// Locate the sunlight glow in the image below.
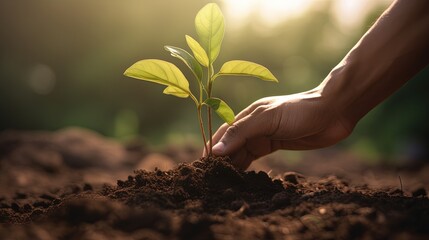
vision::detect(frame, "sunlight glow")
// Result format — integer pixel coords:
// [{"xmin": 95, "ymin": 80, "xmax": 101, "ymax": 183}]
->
[
  {"xmin": 222, "ymin": 0, "xmax": 393, "ymax": 29},
  {"xmin": 222, "ymin": 0, "xmax": 313, "ymax": 28}
]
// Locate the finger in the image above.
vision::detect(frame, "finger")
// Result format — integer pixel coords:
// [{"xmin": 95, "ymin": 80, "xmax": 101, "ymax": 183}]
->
[
  {"xmin": 240, "ymin": 157, "xmax": 253, "ymax": 170},
  {"xmin": 202, "ymin": 123, "xmax": 229, "ymax": 157},
  {"xmin": 212, "ymin": 112, "xmax": 271, "ymax": 156},
  {"xmin": 207, "ymin": 100, "xmax": 271, "ymax": 157},
  {"xmin": 234, "ymin": 150, "xmax": 256, "ymax": 170},
  {"xmin": 229, "ymin": 149, "xmax": 247, "ymax": 169},
  {"xmin": 202, "ymin": 146, "xmax": 208, "ymax": 157},
  {"xmin": 234, "ymin": 103, "xmax": 258, "ymax": 121},
  {"xmin": 207, "ymin": 104, "xmax": 257, "ymax": 157},
  {"xmin": 234, "ymin": 97, "xmax": 275, "ymax": 121},
  {"xmin": 211, "ymin": 123, "xmax": 229, "ymax": 146}
]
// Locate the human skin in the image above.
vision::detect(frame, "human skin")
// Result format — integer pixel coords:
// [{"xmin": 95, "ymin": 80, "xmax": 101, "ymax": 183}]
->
[{"xmin": 208, "ymin": 0, "xmax": 429, "ymax": 170}]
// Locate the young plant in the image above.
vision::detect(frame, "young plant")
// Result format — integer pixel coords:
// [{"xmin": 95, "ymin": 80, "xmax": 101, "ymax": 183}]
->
[{"xmin": 124, "ymin": 3, "xmax": 278, "ymax": 156}]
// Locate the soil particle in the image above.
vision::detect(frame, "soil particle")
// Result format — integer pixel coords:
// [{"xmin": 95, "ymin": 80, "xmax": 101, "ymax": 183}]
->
[{"xmin": 282, "ymin": 171, "xmax": 305, "ymax": 184}]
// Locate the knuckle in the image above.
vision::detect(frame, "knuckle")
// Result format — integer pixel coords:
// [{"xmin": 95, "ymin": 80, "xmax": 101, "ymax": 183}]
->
[
  {"xmin": 252, "ymin": 105, "xmax": 270, "ymax": 115},
  {"xmin": 254, "ymin": 97, "xmax": 272, "ymax": 105},
  {"xmin": 225, "ymin": 125, "xmax": 240, "ymax": 138},
  {"xmin": 253, "ymin": 105, "xmax": 278, "ymax": 120}
]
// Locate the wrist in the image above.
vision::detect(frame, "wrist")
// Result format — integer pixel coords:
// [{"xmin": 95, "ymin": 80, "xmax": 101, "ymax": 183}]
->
[{"xmin": 314, "ymin": 57, "xmax": 363, "ymax": 128}]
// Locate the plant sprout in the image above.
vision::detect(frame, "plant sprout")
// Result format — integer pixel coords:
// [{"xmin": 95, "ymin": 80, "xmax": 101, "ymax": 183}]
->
[{"xmin": 124, "ymin": 3, "xmax": 278, "ymax": 156}]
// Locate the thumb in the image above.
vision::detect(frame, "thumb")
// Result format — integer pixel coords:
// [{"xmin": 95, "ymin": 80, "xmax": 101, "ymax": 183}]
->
[{"xmin": 212, "ymin": 114, "xmax": 268, "ymax": 156}]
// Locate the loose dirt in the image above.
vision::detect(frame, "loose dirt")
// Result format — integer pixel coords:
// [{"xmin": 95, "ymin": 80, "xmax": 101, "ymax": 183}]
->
[{"xmin": 1, "ymin": 128, "xmax": 428, "ymax": 239}]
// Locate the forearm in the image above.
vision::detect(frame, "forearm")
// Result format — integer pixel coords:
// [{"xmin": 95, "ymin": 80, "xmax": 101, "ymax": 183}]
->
[{"xmin": 318, "ymin": 0, "xmax": 429, "ymax": 125}]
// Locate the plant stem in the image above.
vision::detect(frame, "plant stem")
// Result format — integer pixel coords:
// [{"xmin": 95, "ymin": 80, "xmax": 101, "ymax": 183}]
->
[
  {"xmin": 207, "ymin": 65, "xmax": 213, "ymax": 156},
  {"xmin": 197, "ymin": 105, "xmax": 209, "ymax": 155},
  {"xmin": 188, "ymin": 93, "xmax": 208, "ymax": 154},
  {"xmin": 207, "ymin": 106, "xmax": 213, "ymax": 156}
]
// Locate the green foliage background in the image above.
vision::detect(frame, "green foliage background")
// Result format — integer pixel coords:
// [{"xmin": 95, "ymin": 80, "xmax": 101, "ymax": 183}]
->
[{"xmin": 0, "ymin": 0, "xmax": 427, "ymax": 162}]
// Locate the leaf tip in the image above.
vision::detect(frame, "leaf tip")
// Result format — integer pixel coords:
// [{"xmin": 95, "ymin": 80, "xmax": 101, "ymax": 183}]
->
[
  {"xmin": 272, "ymin": 76, "xmax": 279, "ymax": 83},
  {"xmin": 123, "ymin": 66, "xmax": 132, "ymax": 77}
]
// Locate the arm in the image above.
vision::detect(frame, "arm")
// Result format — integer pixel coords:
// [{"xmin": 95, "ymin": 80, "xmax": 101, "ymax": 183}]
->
[
  {"xmin": 210, "ymin": 0, "xmax": 429, "ymax": 169},
  {"xmin": 320, "ymin": 0, "xmax": 429, "ymax": 127}
]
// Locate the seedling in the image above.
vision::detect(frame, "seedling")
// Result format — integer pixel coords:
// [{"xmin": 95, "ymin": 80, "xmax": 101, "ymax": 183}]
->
[{"xmin": 124, "ymin": 3, "xmax": 278, "ymax": 156}]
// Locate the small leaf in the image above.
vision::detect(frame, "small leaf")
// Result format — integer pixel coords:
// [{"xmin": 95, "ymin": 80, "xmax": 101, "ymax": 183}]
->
[
  {"xmin": 124, "ymin": 59, "xmax": 191, "ymax": 98},
  {"xmin": 204, "ymin": 98, "xmax": 235, "ymax": 125},
  {"xmin": 164, "ymin": 45, "xmax": 203, "ymax": 81},
  {"xmin": 163, "ymin": 86, "xmax": 189, "ymax": 98},
  {"xmin": 217, "ymin": 60, "xmax": 278, "ymax": 82},
  {"xmin": 185, "ymin": 35, "xmax": 209, "ymax": 67},
  {"xmin": 195, "ymin": 3, "xmax": 225, "ymax": 63}
]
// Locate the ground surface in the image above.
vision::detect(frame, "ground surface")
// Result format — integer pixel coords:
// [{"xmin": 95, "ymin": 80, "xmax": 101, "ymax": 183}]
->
[{"xmin": 1, "ymin": 128, "xmax": 428, "ymax": 240}]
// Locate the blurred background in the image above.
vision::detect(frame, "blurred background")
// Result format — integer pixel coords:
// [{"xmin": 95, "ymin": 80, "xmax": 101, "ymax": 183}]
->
[{"xmin": 1, "ymin": 0, "xmax": 428, "ymax": 166}]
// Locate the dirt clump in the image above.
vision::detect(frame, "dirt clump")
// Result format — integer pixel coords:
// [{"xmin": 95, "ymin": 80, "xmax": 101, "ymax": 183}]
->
[{"xmin": 106, "ymin": 156, "xmax": 284, "ymax": 213}]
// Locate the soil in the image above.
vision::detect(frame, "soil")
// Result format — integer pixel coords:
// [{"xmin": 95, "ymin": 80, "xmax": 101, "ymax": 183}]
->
[{"xmin": 1, "ymin": 128, "xmax": 428, "ymax": 240}]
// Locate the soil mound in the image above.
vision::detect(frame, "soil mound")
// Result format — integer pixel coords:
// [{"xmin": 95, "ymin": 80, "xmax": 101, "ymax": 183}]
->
[
  {"xmin": 106, "ymin": 157, "xmax": 284, "ymax": 213},
  {"xmin": 1, "ymin": 129, "xmax": 429, "ymax": 240}
]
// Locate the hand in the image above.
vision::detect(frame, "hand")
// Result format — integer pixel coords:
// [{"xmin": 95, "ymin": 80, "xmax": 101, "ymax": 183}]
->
[
  {"xmin": 205, "ymin": 0, "xmax": 429, "ymax": 170},
  {"xmin": 208, "ymin": 88, "xmax": 354, "ymax": 170}
]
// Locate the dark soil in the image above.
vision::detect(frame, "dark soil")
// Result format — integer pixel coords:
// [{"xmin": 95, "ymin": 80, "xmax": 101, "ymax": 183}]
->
[{"xmin": 1, "ymin": 128, "xmax": 428, "ymax": 240}]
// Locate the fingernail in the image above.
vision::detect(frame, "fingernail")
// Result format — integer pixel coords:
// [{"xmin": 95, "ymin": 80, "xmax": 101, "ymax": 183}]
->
[{"xmin": 212, "ymin": 142, "xmax": 225, "ymax": 155}]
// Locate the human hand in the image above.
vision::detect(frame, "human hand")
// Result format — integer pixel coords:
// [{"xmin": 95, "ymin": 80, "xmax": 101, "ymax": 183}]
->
[
  {"xmin": 207, "ymin": 88, "xmax": 354, "ymax": 170},
  {"xmin": 203, "ymin": 0, "xmax": 429, "ymax": 170}
]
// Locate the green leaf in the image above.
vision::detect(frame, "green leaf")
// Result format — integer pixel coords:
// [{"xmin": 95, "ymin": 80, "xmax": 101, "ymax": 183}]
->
[
  {"xmin": 204, "ymin": 97, "xmax": 235, "ymax": 125},
  {"xmin": 124, "ymin": 59, "xmax": 191, "ymax": 98},
  {"xmin": 164, "ymin": 45, "xmax": 203, "ymax": 81},
  {"xmin": 195, "ymin": 3, "xmax": 225, "ymax": 63},
  {"xmin": 163, "ymin": 86, "xmax": 189, "ymax": 98},
  {"xmin": 185, "ymin": 35, "xmax": 209, "ymax": 67},
  {"xmin": 217, "ymin": 60, "xmax": 278, "ymax": 82}
]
